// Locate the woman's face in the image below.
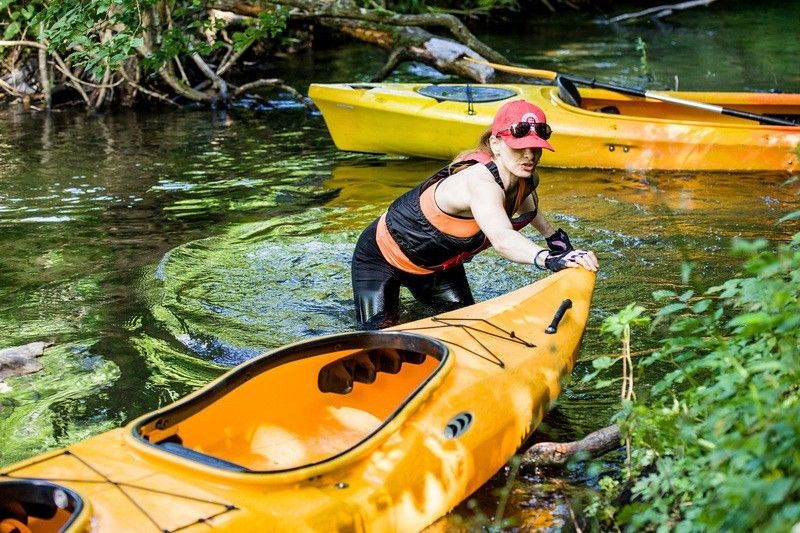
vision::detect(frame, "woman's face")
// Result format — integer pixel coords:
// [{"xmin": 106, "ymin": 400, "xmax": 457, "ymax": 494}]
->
[{"xmin": 492, "ymin": 137, "xmax": 542, "ymax": 178}]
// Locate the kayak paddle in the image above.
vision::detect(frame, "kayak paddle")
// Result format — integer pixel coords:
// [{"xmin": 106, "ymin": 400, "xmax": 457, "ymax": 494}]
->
[{"xmin": 465, "ymin": 57, "xmax": 800, "ymax": 127}]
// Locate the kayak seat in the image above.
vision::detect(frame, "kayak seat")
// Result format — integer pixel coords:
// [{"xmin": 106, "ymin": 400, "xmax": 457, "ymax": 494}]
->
[
  {"xmin": 556, "ymin": 75, "xmax": 582, "ymax": 108},
  {"xmin": 317, "ymin": 348, "xmax": 426, "ymax": 394}
]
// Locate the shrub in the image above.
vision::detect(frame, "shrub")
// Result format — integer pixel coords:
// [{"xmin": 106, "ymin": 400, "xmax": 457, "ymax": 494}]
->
[{"xmin": 595, "ymin": 217, "xmax": 800, "ymax": 530}]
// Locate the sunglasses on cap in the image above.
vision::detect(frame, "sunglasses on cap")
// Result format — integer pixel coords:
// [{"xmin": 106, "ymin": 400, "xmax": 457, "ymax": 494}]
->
[{"xmin": 498, "ymin": 121, "xmax": 552, "ymax": 141}]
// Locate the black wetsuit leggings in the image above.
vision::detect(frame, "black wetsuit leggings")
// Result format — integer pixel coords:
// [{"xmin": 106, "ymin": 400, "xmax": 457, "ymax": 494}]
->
[{"xmin": 352, "ymin": 219, "xmax": 475, "ymax": 329}]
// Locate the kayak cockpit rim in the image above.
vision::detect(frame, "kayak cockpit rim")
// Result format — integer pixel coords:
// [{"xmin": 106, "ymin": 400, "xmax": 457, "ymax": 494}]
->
[
  {"xmin": 0, "ymin": 478, "xmax": 89, "ymax": 531},
  {"xmin": 131, "ymin": 331, "xmax": 449, "ymax": 475}
]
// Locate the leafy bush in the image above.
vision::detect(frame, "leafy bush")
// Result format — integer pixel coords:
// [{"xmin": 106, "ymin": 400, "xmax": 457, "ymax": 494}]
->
[
  {"xmin": 2, "ymin": 1, "xmax": 287, "ymax": 79},
  {"xmin": 593, "ymin": 214, "xmax": 800, "ymax": 530}
]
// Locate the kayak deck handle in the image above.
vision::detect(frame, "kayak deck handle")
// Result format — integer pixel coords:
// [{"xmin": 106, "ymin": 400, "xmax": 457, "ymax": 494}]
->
[{"xmin": 545, "ymin": 299, "xmax": 573, "ymax": 334}]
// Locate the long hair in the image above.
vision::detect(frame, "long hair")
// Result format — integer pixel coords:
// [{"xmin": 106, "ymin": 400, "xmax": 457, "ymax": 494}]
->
[
  {"xmin": 449, "ymin": 128, "xmax": 493, "ymax": 174},
  {"xmin": 449, "ymin": 128, "xmax": 541, "ymax": 189}
]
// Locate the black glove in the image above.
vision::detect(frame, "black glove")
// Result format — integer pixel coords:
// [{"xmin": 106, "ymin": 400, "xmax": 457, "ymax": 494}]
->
[
  {"xmin": 545, "ymin": 250, "xmax": 588, "ymax": 272},
  {"xmin": 545, "ymin": 228, "xmax": 573, "ymax": 253}
]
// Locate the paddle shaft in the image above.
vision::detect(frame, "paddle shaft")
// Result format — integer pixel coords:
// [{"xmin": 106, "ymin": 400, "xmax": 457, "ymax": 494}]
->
[
  {"xmin": 465, "ymin": 58, "xmax": 799, "ymax": 127},
  {"xmin": 564, "ymin": 73, "xmax": 799, "ymax": 127}
]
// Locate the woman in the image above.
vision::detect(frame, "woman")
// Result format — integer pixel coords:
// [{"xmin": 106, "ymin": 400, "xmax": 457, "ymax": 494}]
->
[{"xmin": 352, "ymin": 99, "xmax": 599, "ymax": 329}]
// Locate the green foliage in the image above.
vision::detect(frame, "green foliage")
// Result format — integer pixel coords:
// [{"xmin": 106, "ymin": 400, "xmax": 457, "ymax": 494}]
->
[
  {"xmin": 32, "ymin": 1, "xmax": 149, "ymax": 78},
  {"xmin": 600, "ymin": 224, "xmax": 800, "ymax": 530},
  {"xmin": 2, "ymin": 1, "xmax": 287, "ymax": 79},
  {"xmin": 1, "ymin": 1, "xmax": 43, "ymax": 43},
  {"xmin": 580, "ymin": 303, "xmax": 650, "ymax": 387},
  {"xmin": 634, "ymin": 36, "xmax": 652, "ymax": 81},
  {"xmin": 358, "ymin": 0, "xmax": 517, "ymax": 15},
  {"xmin": 600, "ymin": 302, "xmax": 650, "ymax": 341},
  {"xmin": 230, "ymin": 8, "xmax": 287, "ymax": 52}
]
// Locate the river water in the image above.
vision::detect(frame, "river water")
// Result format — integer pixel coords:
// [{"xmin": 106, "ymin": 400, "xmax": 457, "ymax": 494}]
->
[{"xmin": 1, "ymin": 1, "xmax": 798, "ymax": 529}]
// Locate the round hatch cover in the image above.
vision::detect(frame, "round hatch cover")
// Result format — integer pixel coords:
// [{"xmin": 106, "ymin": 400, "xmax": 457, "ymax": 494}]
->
[{"xmin": 417, "ymin": 85, "xmax": 516, "ymax": 103}]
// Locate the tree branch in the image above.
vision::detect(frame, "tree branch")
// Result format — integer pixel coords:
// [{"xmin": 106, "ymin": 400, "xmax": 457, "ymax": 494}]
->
[
  {"xmin": 50, "ymin": 53, "xmax": 91, "ymax": 105},
  {"xmin": 232, "ymin": 77, "xmax": 309, "ymax": 107},
  {"xmin": 137, "ymin": 6, "xmax": 214, "ymax": 103},
  {"xmin": 522, "ymin": 424, "xmax": 621, "ymax": 467},
  {"xmin": 119, "ymin": 68, "xmax": 179, "ymax": 106},
  {"xmin": 211, "ymin": 0, "xmax": 509, "ymax": 64},
  {"xmin": 191, "ymin": 51, "xmax": 229, "ymax": 100},
  {"xmin": 0, "ymin": 39, "xmax": 48, "ymax": 50},
  {"xmin": 0, "ymin": 77, "xmax": 23, "ymax": 97},
  {"xmin": 37, "ymin": 48, "xmax": 51, "ymax": 109},
  {"xmin": 608, "ymin": 0, "xmax": 716, "ymax": 23}
]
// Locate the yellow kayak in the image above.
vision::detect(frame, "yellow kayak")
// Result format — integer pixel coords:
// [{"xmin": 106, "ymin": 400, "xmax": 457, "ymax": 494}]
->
[
  {"xmin": 1, "ymin": 269, "xmax": 595, "ymax": 533},
  {"xmin": 308, "ymin": 83, "xmax": 800, "ymax": 172}
]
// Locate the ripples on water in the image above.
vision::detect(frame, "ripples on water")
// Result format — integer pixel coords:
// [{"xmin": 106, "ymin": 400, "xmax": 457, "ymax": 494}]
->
[{"xmin": 1, "ymin": 1, "xmax": 799, "ymax": 528}]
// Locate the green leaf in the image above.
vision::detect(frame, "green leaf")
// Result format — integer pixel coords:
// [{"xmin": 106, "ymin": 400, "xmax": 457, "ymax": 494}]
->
[
  {"xmin": 681, "ymin": 261, "xmax": 693, "ymax": 284},
  {"xmin": 3, "ymin": 21, "xmax": 20, "ymax": 40},
  {"xmin": 652, "ymin": 289, "xmax": 676, "ymax": 301},
  {"xmin": 764, "ymin": 478, "xmax": 793, "ymax": 505},
  {"xmin": 594, "ymin": 377, "xmax": 622, "ymax": 389},
  {"xmin": 656, "ymin": 302, "xmax": 688, "ymax": 317},
  {"xmin": 691, "ymin": 299, "xmax": 712, "ymax": 313},
  {"xmin": 778, "ymin": 210, "xmax": 800, "ymax": 222},
  {"xmin": 592, "ymin": 356, "xmax": 615, "ymax": 370},
  {"xmin": 731, "ymin": 237, "xmax": 769, "ymax": 255},
  {"xmin": 727, "ymin": 312, "xmax": 773, "ymax": 333}
]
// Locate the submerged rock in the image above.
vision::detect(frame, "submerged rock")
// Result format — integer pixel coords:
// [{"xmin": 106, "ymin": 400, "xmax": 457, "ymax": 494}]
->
[{"xmin": 0, "ymin": 341, "xmax": 53, "ymax": 380}]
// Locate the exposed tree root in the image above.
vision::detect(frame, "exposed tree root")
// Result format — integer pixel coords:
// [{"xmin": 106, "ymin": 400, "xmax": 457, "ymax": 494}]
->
[{"xmin": 522, "ymin": 424, "xmax": 621, "ymax": 467}]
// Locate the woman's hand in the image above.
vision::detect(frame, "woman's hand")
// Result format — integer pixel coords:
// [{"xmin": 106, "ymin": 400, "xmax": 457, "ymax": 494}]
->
[{"xmin": 545, "ymin": 249, "xmax": 599, "ymax": 272}]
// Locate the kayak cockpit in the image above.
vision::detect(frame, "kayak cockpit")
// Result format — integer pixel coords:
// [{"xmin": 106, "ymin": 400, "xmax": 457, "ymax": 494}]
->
[
  {"xmin": 0, "ymin": 479, "xmax": 89, "ymax": 533},
  {"xmin": 133, "ymin": 331, "xmax": 448, "ymax": 474},
  {"xmin": 556, "ymin": 84, "xmax": 800, "ymax": 125}
]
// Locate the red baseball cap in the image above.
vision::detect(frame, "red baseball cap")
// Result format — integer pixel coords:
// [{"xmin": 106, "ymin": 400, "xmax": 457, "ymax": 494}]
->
[{"xmin": 491, "ymin": 99, "xmax": 554, "ymax": 152}]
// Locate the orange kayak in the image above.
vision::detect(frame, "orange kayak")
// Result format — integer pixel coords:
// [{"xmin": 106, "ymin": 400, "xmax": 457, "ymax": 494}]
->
[
  {"xmin": 1, "ymin": 268, "xmax": 595, "ymax": 532},
  {"xmin": 308, "ymin": 83, "xmax": 800, "ymax": 172}
]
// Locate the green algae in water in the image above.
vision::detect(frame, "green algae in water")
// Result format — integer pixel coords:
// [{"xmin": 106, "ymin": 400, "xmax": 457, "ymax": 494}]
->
[{"xmin": 0, "ymin": 342, "xmax": 121, "ymax": 465}]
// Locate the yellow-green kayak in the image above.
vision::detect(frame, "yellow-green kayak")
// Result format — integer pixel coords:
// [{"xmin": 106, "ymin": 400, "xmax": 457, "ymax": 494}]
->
[{"xmin": 308, "ymin": 82, "xmax": 800, "ymax": 172}]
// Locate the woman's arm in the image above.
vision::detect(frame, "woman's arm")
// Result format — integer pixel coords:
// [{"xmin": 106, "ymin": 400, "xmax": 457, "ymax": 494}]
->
[
  {"xmin": 471, "ymin": 177, "xmax": 598, "ymax": 272},
  {"xmin": 469, "ymin": 174, "xmax": 548, "ymax": 265},
  {"xmin": 530, "ymin": 210, "xmax": 557, "ymax": 239}
]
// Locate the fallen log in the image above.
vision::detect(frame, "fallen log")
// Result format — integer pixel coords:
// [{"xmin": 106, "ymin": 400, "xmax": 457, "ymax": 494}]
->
[
  {"xmin": 522, "ymin": 424, "xmax": 621, "ymax": 466},
  {"xmin": 607, "ymin": 0, "xmax": 716, "ymax": 24},
  {"xmin": 0, "ymin": 341, "xmax": 53, "ymax": 380},
  {"xmin": 215, "ymin": 0, "xmax": 504, "ymax": 83}
]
